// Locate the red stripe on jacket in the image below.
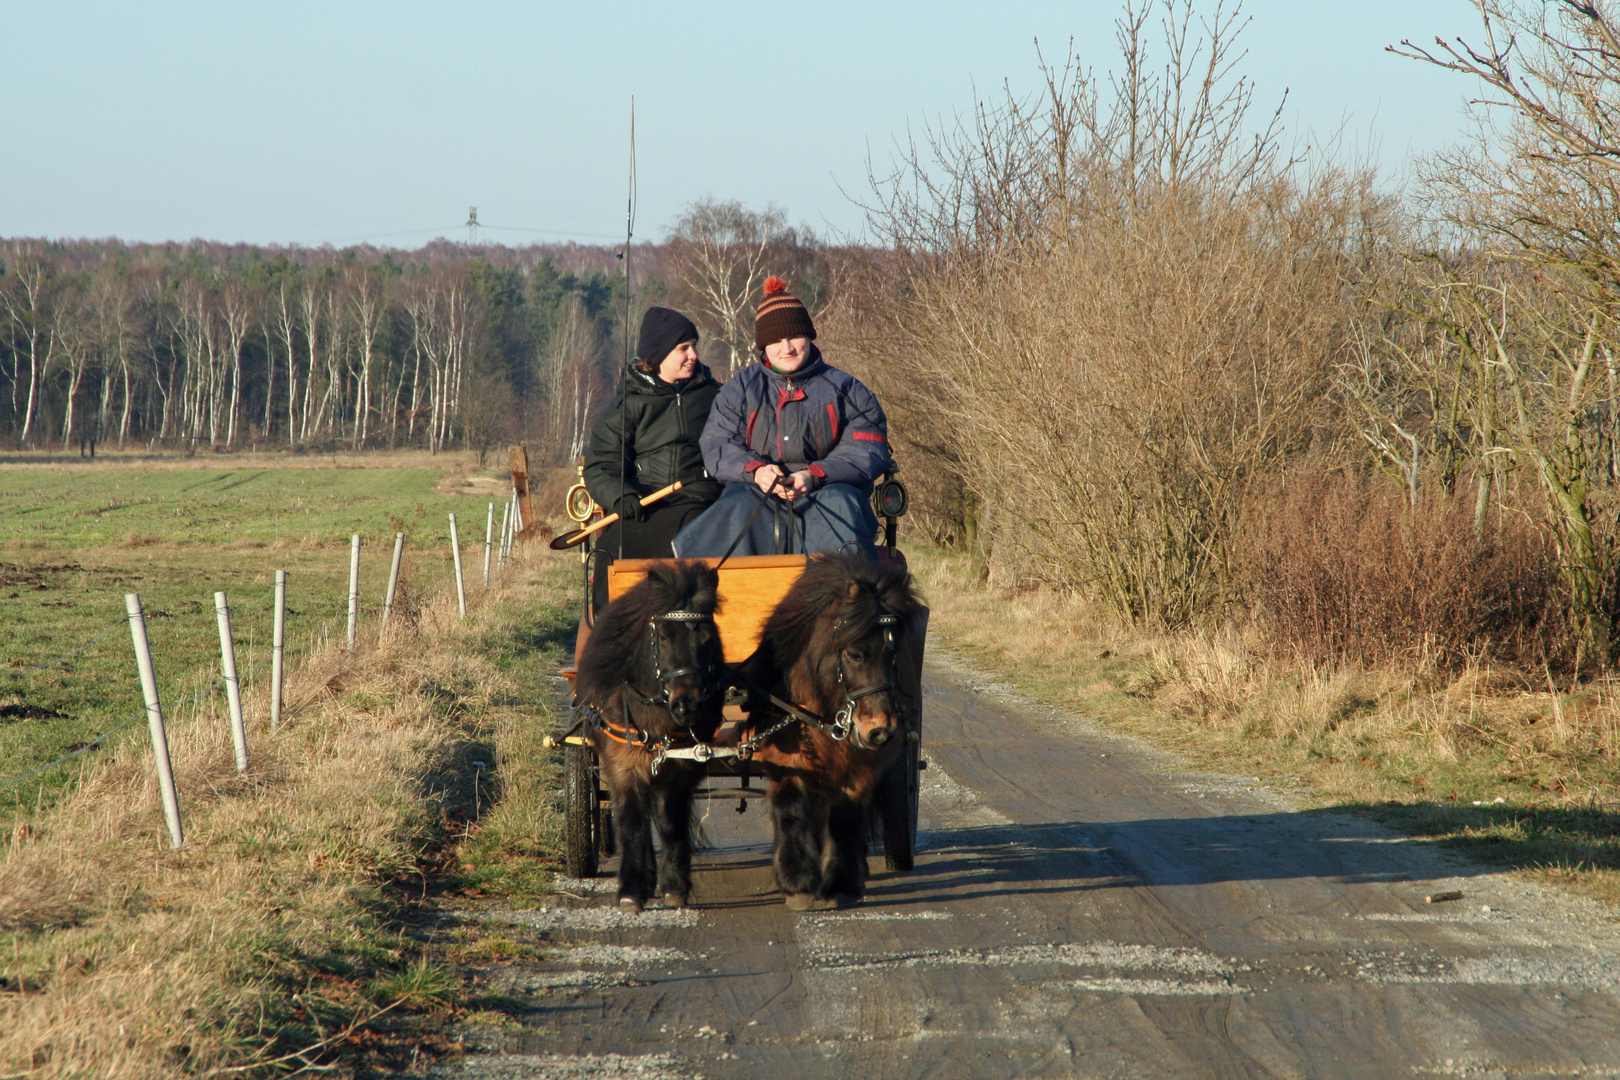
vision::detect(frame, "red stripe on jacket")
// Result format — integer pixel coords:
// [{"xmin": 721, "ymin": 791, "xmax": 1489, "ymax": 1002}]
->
[{"xmin": 852, "ymin": 431, "xmax": 886, "ymax": 444}]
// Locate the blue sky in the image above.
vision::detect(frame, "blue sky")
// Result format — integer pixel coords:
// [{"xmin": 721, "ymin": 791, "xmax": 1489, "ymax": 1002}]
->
[{"xmin": 2, "ymin": 1, "xmax": 1476, "ymax": 247}]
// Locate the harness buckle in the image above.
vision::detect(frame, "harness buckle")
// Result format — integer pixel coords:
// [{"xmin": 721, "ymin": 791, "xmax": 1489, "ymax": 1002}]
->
[{"xmin": 831, "ymin": 701, "xmax": 855, "ymax": 741}]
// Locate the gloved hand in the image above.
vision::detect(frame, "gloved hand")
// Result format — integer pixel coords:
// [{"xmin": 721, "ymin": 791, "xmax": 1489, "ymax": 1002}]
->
[{"xmin": 615, "ymin": 493, "xmax": 646, "ymax": 523}]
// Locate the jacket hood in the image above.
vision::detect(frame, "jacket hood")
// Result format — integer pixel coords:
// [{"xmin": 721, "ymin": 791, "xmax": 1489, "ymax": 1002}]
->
[
  {"xmin": 623, "ymin": 358, "xmax": 717, "ymax": 397},
  {"xmin": 757, "ymin": 344, "xmax": 827, "ymax": 386}
]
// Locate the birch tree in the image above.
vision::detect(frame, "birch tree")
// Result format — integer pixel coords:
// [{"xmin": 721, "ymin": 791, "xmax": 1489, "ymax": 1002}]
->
[{"xmin": 664, "ymin": 199, "xmax": 818, "ymax": 378}]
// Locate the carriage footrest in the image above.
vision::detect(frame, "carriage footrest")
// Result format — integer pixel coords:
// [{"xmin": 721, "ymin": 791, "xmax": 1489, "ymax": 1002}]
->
[{"xmin": 693, "ymin": 787, "xmax": 769, "ymax": 800}]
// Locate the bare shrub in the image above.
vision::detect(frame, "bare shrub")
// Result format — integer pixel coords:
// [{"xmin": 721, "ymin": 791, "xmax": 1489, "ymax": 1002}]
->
[
  {"xmin": 834, "ymin": 2, "xmax": 1391, "ymax": 622},
  {"xmin": 1233, "ymin": 468, "xmax": 1563, "ymax": 671}
]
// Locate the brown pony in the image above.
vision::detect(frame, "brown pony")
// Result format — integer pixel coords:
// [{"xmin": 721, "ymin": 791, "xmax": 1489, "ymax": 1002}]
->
[
  {"xmin": 577, "ymin": 560, "xmax": 725, "ymax": 911},
  {"xmin": 737, "ymin": 552, "xmax": 921, "ymax": 909}
]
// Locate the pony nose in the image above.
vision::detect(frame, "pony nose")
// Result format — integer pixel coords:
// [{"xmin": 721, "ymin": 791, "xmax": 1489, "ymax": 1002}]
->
[
  {"xmin": 864, "ymin": 726, "xmax": 892, "ymax": 748},
  {"xmin": 668, "ymin": 694, "xmax": 695, "ymax": 725}
]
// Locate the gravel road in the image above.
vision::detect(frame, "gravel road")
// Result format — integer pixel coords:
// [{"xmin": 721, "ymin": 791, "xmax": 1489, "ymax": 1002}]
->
[{"xmin": 405, "ymin": 657, "xmax": 1620, "ymax": 1079}]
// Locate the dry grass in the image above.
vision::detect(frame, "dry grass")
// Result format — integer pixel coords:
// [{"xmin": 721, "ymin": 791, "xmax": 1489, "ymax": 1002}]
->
[
  {"xmin": 0, "ymin": 535, "xmax": 570, "ymax": 1078},
  {"xmin": 909, "ymin": 546, "xmax": 1620, "ymax": 906}
]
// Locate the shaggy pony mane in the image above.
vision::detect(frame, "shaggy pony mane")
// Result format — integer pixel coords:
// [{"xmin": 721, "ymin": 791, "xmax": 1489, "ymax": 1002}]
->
[{"xmin": 758, "ymin": 552, "xmax": 919, "ymax": 672}]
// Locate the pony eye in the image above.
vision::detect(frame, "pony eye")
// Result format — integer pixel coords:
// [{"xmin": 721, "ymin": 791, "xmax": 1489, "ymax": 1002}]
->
[{"xmin": 844, "ymin": 647, "xmax": 865, "ymax": 664}]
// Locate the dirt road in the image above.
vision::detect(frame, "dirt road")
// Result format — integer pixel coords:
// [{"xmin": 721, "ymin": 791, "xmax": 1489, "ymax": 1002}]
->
[{"xmin": 412, "ymin": 658, "xmax": 1620, "ymax": 1079}]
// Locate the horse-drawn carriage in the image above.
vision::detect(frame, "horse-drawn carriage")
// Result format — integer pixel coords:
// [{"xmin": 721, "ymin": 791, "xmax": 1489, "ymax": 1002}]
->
[{"xmin": 551, "ymin": 471, "xmax": 927, "ymax": 906}]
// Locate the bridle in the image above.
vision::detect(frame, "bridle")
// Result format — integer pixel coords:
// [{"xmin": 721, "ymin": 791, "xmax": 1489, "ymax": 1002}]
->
[
  {"xmin": 583, "ymin": 607, "xmax": 725, "ymax": 775},
  {"xmin": 827, "ymin": 612, "xmax": 901, "ymax": 740},
  {"xmin": 623, "ymin": 609, "xmax": 722, "ymax": 711},
  {"xmin": 739, "ymin": 609, "xmax": 904, "ymax": 747}
]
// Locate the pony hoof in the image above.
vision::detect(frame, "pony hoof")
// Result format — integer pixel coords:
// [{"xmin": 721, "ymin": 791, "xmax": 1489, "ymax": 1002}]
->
[
  {"xmin": 618, "ymin": 896, "xmax": 644, "ymax": 913},
  {"xmin": 784, "ymin": 893, "xmax": 817, "ymax": 911},
  {"xmin": 662, "ymin": 892, "xmax": 688, "ymax": 909}
]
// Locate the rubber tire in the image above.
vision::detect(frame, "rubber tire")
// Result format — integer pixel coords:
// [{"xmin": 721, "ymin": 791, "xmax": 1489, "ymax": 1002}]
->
[
  {"xmin": 564, "ymin": 743, "xmax": 599, "ymax": 878},
  {"xmin": 877, "ymin": 738, "xmax": 919, "ymax": 872}
]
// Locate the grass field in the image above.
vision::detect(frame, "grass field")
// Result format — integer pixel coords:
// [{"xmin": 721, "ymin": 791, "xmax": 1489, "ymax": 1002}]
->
[
  {"xmin": 0, "ymin": 453, "xmax": 580, "ymax": 1078},
  {"xmin": 0, "ymin": 452, "xmax": 528, "ymax": 821}
]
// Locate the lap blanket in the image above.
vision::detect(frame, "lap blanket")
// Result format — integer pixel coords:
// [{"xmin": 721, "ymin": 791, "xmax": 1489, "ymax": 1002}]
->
[{"xmin": 671, "ymin": 482, "xmax": 878, "ymax": 558}]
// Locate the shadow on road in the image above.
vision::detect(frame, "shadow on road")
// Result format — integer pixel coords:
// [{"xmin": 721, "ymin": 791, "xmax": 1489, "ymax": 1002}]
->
[{"xmin": 856, "ymin": 810, "xmax": 1517, "ymax": 905}]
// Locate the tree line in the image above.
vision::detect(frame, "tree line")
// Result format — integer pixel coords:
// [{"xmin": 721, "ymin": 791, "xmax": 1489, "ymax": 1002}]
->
[
  {"xmin": 0, "ymin": 202, "xmax": 826, "ymax": 465},
  {"xmin": 0, "ymin": 239, "xmax": 653, "ymax": 462}
]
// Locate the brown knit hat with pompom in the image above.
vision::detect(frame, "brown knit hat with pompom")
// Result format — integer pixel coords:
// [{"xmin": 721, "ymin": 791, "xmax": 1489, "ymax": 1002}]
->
[{"xmin": 753, "ymin": 276, "xmax": 816, "ymax": 350}]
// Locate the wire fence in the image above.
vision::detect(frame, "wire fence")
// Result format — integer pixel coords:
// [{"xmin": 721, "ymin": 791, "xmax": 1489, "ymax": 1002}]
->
[{"xmin": 0, "ymin": 520, "xmax": 507, "ymax": 814}]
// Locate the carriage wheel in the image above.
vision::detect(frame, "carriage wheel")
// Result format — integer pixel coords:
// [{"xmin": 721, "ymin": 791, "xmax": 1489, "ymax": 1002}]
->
[
  {"xmin": 563, "ymin": 742, "xmax": 599, "ymax": 878},
  {"xmin": 876, "ymin": 737, "xmax": 919, "ymax": 872}
]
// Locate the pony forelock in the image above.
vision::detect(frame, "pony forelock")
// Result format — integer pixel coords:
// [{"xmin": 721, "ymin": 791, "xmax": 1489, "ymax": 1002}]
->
[{"xmin": 578, "ymin": 560, "xmax": 720, "ymax": 698}]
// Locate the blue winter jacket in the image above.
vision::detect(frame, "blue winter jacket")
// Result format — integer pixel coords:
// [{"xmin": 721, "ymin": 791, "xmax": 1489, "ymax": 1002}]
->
[{"xmin": 700, "ymin": 347, "xmax": 892, "ymax": 493}]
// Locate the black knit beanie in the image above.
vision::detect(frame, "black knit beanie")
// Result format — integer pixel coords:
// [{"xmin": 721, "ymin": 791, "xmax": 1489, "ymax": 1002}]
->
[
  {"xmin": 636, "ymin": 307, "xmax": 699, "ymax": 366},
  {"xmin": 753, "ymin": 277, "xmax": 816, "ymax": 349}
]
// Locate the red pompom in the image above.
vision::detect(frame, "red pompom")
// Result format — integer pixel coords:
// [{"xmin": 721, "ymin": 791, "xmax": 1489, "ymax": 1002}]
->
[{"xmin": 763, "ymin": 276, "xmax": 788, "ymax": 297}]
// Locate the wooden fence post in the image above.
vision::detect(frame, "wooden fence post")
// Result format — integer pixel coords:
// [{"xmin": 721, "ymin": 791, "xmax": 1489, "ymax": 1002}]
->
[
  {"xmin": 509, "ymin": 444, "xmax": 534, "ymax": 533},
  {"xmin": 214, "ymin": 591, "xmax": 248, "ymax": 773},
  {"xmin": 125, "ymin": 593, "xmax": 183, "ymax": 849}
]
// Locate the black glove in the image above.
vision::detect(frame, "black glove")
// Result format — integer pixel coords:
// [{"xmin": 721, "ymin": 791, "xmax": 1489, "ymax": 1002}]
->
[{"xmin": 615, "ymin": 493, "xmax": 646, "ymax": 523}]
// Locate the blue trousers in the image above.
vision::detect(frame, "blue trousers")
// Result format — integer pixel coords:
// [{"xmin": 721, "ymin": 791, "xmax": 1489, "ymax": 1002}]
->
[{"xmin": 671, "ymin": 482, "xmax": 878, "ymax": 558}]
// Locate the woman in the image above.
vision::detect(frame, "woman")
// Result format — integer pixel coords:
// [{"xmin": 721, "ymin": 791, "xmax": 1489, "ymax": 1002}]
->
[
  {"xmin": 673, "ymin": 277, "xmax": 889, "ymax": 558},
  {"xmin": 583, "ymin": 306, "xmax": 721, "ymax": 615}
]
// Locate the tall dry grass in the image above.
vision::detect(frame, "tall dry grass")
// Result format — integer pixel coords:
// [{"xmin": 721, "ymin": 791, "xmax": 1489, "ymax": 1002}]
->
[
  {"xmin": 908, "ymin": 544, "xmax": 1620, "ymax": 900},
  {"xmin": 0, "ymin": 536, "xmax": 561, "ymax": 1078}
]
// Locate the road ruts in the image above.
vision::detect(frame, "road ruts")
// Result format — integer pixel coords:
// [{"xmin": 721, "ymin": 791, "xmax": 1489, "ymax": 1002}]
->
[{"xmin": 403, "ymin": 659, "xmax": 1620, "ymax": 1080}]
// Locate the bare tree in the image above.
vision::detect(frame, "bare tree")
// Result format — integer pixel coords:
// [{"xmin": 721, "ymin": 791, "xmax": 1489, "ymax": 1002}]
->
[
  {"xmin": 1, "ymin": 244, "xmax": 56, "ymax": 447},
  {"xmin": 664, "ymin": 199, "xmax": 819, "ymax": 378},
  {"xmin": 347, "ymin": 263, "xmax": 385, "ymax": 449},
  {"xmin": 1390, "ymin": 0, "xmax": 1620, "ymax": 666},
  {"xmin": 840, "ymin": 0, "xmax": 1370, "ymax": 624}
]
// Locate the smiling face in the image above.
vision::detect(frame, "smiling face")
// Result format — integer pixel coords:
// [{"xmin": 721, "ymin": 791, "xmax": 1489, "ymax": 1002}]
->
[
  {"xmin": 657, "ymin": 341, "xmax": 700, "ymax": 384},
  {"xmin": 763, "ymin": 336, "xmax": 812, "ymax": 373}
]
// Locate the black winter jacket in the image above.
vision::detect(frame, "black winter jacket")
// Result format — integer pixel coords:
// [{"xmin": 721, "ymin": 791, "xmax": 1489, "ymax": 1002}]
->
[{"xmin": 583, "ymin": 360, "xmax": 722, "ymax": 510}]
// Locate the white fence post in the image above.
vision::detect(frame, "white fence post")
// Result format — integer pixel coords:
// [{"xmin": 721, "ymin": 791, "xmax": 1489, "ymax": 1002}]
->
[
  {"xmin": 498, "ymin": 501, "xmax": 511, "ymax": 566},
  {"xmin": 483, "ymin": 502, "xmax": 494, "ymax": 586},
  {"xmin": 271, "ymin": 569, "xmax": 286, "ymax": 730},
  {"xmin": 449, "ymin": 513, "xmax": 467, "ymax": 619},
  {"xmin": 346, "ymin": 533, "xmax": 361, "ymax": 650},
  {"xmin": 214, "ymin": 591, "xmax": 248, "ymax": 773},
  {"xmin": 380, "ymin": 531, "xmax": 404, "ymax": 636},
  {"xmin": 125, "ymin": 593, "xmax": 184, "ymax": 849}
]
